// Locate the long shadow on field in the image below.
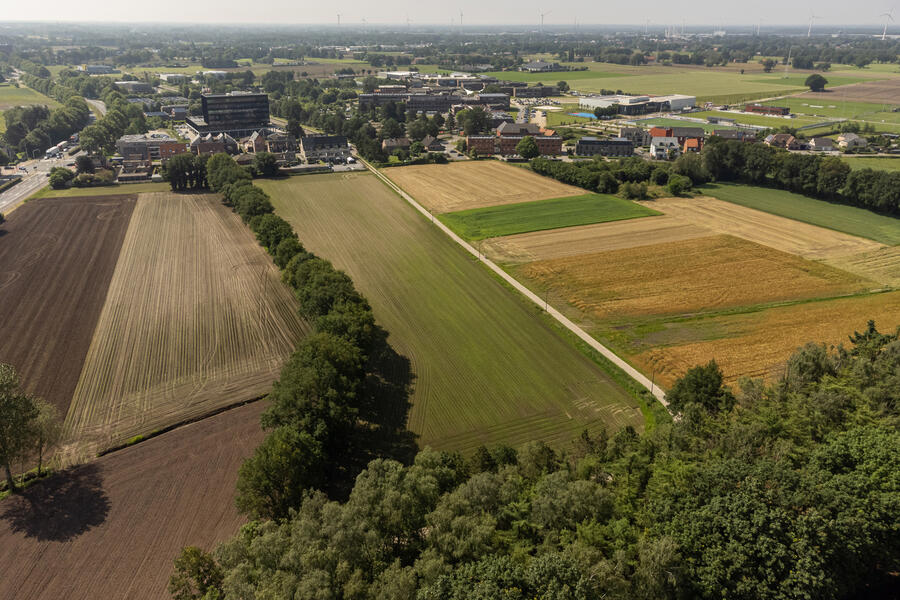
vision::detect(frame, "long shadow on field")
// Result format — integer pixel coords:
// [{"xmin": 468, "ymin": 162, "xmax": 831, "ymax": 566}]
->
[
  {"xmin": 327, "ymin": 327, "xmax": 418, "ymax": 499},
  {"xmin": 0, "ymin": 463, "xmax": 109, "ymax": 542}
]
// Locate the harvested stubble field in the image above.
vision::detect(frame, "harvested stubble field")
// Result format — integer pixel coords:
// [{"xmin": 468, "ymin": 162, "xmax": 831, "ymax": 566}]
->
[
  {"xmin": 512, "ymin": 234, "xmax": 872, "ymax": 320},
  {"xmin": 63, "ymin": 193, "xmax": 306, "ymax": 458},
  {"xmin": 384, "ymin": 161, "xmax": 584, "ymax": 213},
  {"xmin": 638, "ymin": 194, "xmax": 889, "ymax": 257},
  {"xmin": 0, "ymin": 196, "xmax": 135, "ymax": 416},
  {"xmin": 826, "ymin": 246, "xmax": 900, "ymax": 288},
  {"xmin": 698, "ymin": 183, "xmax": 900, "ymax": 247},
  {"xmin": 0, "ymin": 400, "xmax": 266, "ymax": 600},
  {"xmin": 258, "ymin": 173, "xmax": 645, "ymax": 451},
  {"xmin": 790, "ymin": 78, "xmax": 900, "ymax": 106},
  {"xmin": 482, "ymin": 216, "xmax": 713, "ymax": 264},
  {"xmin": 439, "ymin": 193, "xmax": 659, "ymax": 241},
  {"xmin": 633, "ymin": 291, "xmax": 900, "ymax": 388}
]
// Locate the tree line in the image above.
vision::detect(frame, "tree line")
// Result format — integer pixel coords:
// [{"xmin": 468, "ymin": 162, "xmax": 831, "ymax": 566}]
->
[
  {"xmin": 1, "ymin": 96, "xmax": 90, "ymax": 157},
  {"xmin": 532, "ymin": 139, "xmax": 900, "ymax": 215},
  {"xmin": 169, "ymin": 320, "xmax": 899, "ymax": 600}
]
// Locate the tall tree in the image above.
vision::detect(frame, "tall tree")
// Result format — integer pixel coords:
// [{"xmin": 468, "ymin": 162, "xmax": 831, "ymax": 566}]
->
[
  {"xmin": 32, "ymin": 400, "xmax": 62, "ymax": 478},
  {"xmin": 0, "ymin": 363, "xmax": 38, "ymax": 491}
]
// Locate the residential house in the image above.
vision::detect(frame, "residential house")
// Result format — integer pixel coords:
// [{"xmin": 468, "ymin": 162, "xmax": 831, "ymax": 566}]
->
[
  {"xmin": 191, "ymin": 132, "xmax": 238, "ymax": 155},
  {"xmin": 650, "ymin": 136, "xmax": 680, "ymax": 160},
  {"xmin": 382, "ymin": 137, "xmax": 412, "ymax": 153},
  {"xmin": 712, "ymin": 129, "xmax": 757, "ymax": 142},
  {"xmin": 764, "ymin": 133, "xmax": 801, "ymax": 150},
  {"xmin": 837, "ymin": 132, "xmax": 867, "ymax": 150},
  {"xmin": 618, "ymin": 127, "xmax": 651, "ymax": 146},
  {"xmin": 299, "ymin": 135, "xmax": 351, "ymax": 163},
  {"xmin": 808, "ymin": 137, "xmax": 836, "ymax": 151},
  {"xmin": 683, "ymin": 138, "xmax": 702, "ymax": 153},
  {"xmin": 420, "ymin": 135, "xmax": 444, "ymax": 152}
]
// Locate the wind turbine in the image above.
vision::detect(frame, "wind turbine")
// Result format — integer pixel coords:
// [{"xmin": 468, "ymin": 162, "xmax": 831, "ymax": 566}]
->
[
  {"xmin": 459, "ymin": 9, "xmax": 463, "ymax": 30},
  {"xmin": 406, "ymin": 14, "xmax": 411, "ymax": 30},
  {"xmin": 336, "ymin": 13, "xmax": 341, "ymax": 27},
  {"xmin": 880, "ymin": 8, "xmax": 895, "ymax": 40},
  {"xmin": 807, "ymin": 11, "xmax": 820, "ymax": 38},
  {"xmin": 539, "ymin": 9, "xmax": 551, "ymax": 33}
]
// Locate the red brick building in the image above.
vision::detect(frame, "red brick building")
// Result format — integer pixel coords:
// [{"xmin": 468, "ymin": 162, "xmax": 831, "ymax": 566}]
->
[
  {"xmin": 158, "ymin": 141, "xmax": 189, "ymax": 160},
  {"xmin": 466, "ymin": 135, "xmax": 496, "ymax": 155},
  {"xmin": 745, "ymin": 104, "xmax": 790, "ymax": 116}
]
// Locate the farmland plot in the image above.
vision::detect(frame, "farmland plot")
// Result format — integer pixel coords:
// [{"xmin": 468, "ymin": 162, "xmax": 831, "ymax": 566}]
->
[
  {"xmin": 385, "ymin": 161, "xmax": 584, "ymax": 213},
  {"xmin": 259, "ymin": 173, "xmax": 645, "ymax": 452},
  {"xmin": 0, "ymin": 196, "xmax": 135, "ymax": 416},
  {"xmin": 63, "ymin": 193, "xmax": 306, "ymax": 457}
]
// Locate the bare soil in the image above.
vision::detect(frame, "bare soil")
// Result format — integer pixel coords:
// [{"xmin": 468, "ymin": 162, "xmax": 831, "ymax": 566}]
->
[
  {"xmin": 0, "ymin": 401, "xmax": 266, "ymax": 600},
  {"xmin": 0, "ymin": 195, "xmax": 135, "ymax": 416}
]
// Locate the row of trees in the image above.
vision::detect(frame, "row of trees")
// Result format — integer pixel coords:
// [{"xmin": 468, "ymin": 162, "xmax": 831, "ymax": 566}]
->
[
  {"xmin": 0, "ymin": 364, "xmax": 61, "ymax": 492},
  {"xmin": 170, "ymin": 321, "xmax": 900, "ymax": 600},
  {"xmin": 1, "ymin": 96, "xmax": 90, "ymax": 155},
  {"xmin": 202, "ymin": 155, "xmax": 413, "ymax": 527},
  {"xmin": 79, "ymin": 89, "xmax": 150, "ymax": 154}
]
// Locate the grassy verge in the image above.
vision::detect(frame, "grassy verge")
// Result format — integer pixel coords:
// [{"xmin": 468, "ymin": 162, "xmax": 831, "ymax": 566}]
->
[
  {"xmin": 439, "ymin": 193, "xmax": 660, "ymax": 241},
  {"xmin": 29, "ymin": 181, "xmax": 171, "ymax": 199}
]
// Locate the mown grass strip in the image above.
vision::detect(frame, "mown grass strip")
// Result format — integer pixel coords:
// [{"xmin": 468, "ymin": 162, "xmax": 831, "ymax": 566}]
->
[{"xmin": 438, "ymin": 193, "xmax": 660, "ymax": 241}]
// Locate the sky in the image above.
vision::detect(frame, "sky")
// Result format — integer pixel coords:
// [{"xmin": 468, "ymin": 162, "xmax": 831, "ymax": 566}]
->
[{"xmin": 5, "ymin": 0, "xmax": 898, "ymax": 28}]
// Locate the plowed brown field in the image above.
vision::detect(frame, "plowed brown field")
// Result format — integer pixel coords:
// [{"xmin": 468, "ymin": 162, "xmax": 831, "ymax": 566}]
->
[
  {"xmin": 638, "ymin": 196, "xmax": 884, "ymax": 260},
  {"xmin": 515, "ymin": 234, "xmax": 873, "ymax": 319},
  {"xmin": 63, "ymin": 193, "xmax": 306, "ymax": 459},
  {"xmin": 483, "ymin": 216, "xmax": 711, "ymax": 264},
  {"xmin": 799, "ymin": 79, "xmax": 900, "ymax": 104},
  {"xmin": 385, "ymin": 161, "xmax": 584, "ymax": 213},
  {"xmin": 0, "ymin": 400, "xmax": 266, "ymax": 600},
  {"xmin": 0, "ymin": 195, "xmax": 135, "ymax": 416},
  {"xmin": 634, "ymin": 291, "xmax": 900, "ymax": 388}
]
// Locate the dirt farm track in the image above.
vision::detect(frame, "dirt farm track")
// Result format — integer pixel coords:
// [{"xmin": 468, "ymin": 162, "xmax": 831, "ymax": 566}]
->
[
  {"xmin": 0, "ymin": 401, "xmax": 266, "ymax": 600},
  {"xmin": 0, "ymin": 195, "xmax": 135, "ymax": 416}
]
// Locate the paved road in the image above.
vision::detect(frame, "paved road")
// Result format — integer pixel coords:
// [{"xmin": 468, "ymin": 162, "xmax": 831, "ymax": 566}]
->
[
  {"xmin": 85, "ymin": 98, "xmax": 107, "ymax": 116},
  {"xmin": 360, "ymin": 158, "xmax": 669, "ymax": 407},
  {"xmin": 0, "ymin": 156, "xmax": 71, "ymax": 214}
]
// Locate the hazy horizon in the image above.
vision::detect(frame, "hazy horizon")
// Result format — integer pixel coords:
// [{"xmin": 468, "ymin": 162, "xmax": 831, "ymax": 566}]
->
[{"xmin": 2, "ymin": 0, "xmax": 897, "ymax": 29}]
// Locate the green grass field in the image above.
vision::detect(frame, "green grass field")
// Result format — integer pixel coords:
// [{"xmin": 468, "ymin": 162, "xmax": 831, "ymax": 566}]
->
[
  {"xmin": 702, "ymin": 182, "xmax": 900, "ymax": 246},
  {"xmin": 29, "ymin": 181, "xmax": 171, "ymax": 199},
  {"xmin": 0, "ymin": 84, "xmax": 59, "ymax": 110},
  {"xmin": 259, "ymin": 173, "xmax": 646, "ymax": 451},
  {"xmin": 544, "ymin": 105, "xmax": 598, "ymax": 127},
  {"xmin": 439, "ymin": 193, "xmax": 660, "ymax": 241},
  {"xmin": 631, "ymin": 117, "xmax": 737, "ymax": 133},
  {"xmin": 841, "ymin": 157, "xmax": 900, "ymax": 172},
  {"xmin": 777, "ymin": 97, "xmax": 900, "ymax": 120},
  {"xmin": 689, "ymin": 110, "xmax": 822, "ymax": 129}
]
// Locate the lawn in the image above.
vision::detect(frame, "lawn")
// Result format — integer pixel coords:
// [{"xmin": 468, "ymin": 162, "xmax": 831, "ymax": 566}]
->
[
  {"xmin": 259, "ymin": 173, "xmax": 646, "ymax": 451},
  {"xmin": 841, "ymin": 157, "xmax": 900, "ymax": 172},
  {"xmin": 689, "ymin": 110, "xmax": 822, "ymax": 129},
  {"xmin": 631, "ymin": 117, "xmax": 737, "ymax": 133},
  {"xmin": 439, "ymin": 193, "xmax": 660, "ymax": 241},
  {"xmin": 544, "ymin": 104, "xmax": 598, "ymax": 127},
  {"xmin": 0, "ymin": 84, "xmax": 59, "ymax": 110},
  {"xmin": 702, "ymin": 182, "xmax": 900, "ymax": 246}
]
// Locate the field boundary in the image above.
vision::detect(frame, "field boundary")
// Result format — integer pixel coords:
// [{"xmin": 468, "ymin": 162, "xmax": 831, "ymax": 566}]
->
[{"xmin": 360, "ymin": 158, "xmax": 668, "ymax": 407}]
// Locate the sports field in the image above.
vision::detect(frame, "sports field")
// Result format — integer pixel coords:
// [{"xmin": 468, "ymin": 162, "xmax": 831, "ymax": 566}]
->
[
  {"xmin": 63, "ymin": 193, "xmax": 306, "ymax": 458},
  {"xmin": 632, "ymin": 117, "xmax": 736, "ymax": 133},
  {"xmin": 513, "ymin": 234, "xmax": 872, "ymax": 319},
  {"xmin": 700, "ymin": 183, "xmax": 900, "ymax": 246},
  {"xmin": 688, "ymin": 110, "xmax": 822, "ymax": 129},
  {"xmin": 439, "ymin": 193, "xmax": 659, "ymax": 241},
  {"xmin": 259, "ymin": 173, "xmax": 645, "ymax": 451},
  {"xmin": 384, "ymin": 161, "xmax": 584, "ymax": 213},
  {"xmin": 0, "ymin": 84, "xmax": 59, "ymax": 110}
]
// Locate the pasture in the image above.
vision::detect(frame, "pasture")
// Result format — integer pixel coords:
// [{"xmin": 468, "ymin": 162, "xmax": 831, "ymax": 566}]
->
[
  {"xmin": 259, "ymin": 173, "xmax": 645, "ymax": 452},
  {"xmin": 439, "ymin": 193, "xmax": 659, "ymax": 241},
  {"xmin": 699, "ymin": 183, "xmax": 900, "ymax": 246},
  {"xmin": 512, "ymin": 234, "xmax": 872, "ymax": 320},
  {"xmin": 384, "ymin": 161, "xmax": 584, "ymax": 213},
  {"xmin": 63, "ymin": 193, "xmax": 306, "ymax": 457},
  {"xmin": 0, "ymin": 196, "xmax": 135, "ymax": 416},
  {"xmin": 0, "ymin": 84, "xmax": 59, "ymax": 110},
  {"xmin": 841, "ymin": 157, "xmax": 900, "ymax": 172}
]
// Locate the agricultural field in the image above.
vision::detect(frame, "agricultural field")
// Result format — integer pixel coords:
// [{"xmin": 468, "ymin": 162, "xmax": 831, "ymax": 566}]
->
[
  {"xmin": 787, "ymin": 78, "xmax": 900, "ymax": 106},
  {"xmin": 0, "ymin": 196, "xmax": 135, "ymax": 416},
  {"xmin": 30, "ymin": 181, "xmax": 171, "ymax": 199},
  {"xmin": 632, "ymin": 290, "xmax": 900, "ymax": 388},
  {"xmin": 841, "ymin": 157, "xmax": 900, "ymax": 172},
  {"xmin": 63, "ymin": 193, "xmax": 306, "ymax": 458},
  {"xmin": 384, "ymin": 161, "xmax": 584, "ymax": 213},
  {"xmin": 511, "ymin": 234, "xmax": 872, "ymax": 320},
  {"xmin": 482, "ymin": 217, "xmax": 716, "ymax": 264},
  {"xmin": 258, "ymin": 173, "xmax": 645, "ymax": 452},
  {"xmin": 0, "ymin": 400, "xmax": 266, "ymax": 600},
  {"xmin": 0, "ymin": 84, "xmax": 59, "ymax": 110},
  {"xmin": 699, "ymin": 183, "xmax": 900, "ymax": 246},
  {"xmin": 439, "ymin": 193, "xmax": 659, "ymax": 241}
]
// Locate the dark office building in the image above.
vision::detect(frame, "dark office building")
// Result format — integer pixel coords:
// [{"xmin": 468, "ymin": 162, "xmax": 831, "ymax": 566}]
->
[
  {"xmin": 575, "ymin": 137, "xmax": 634, "ymax": 157},
  {"xmin": 186, "ymin": 92, "xmax": 270, "ymax": 137}
]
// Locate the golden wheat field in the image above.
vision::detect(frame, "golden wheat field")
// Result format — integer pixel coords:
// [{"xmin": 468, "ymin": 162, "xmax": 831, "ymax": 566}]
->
[
  {"xmin": 634, "ymin": 291, "xmax": 900, "ymax": 388},
  {"xmin": 62, "ymin": 193, "xmax": 307, "ymax": 458},
  {"xmin": 514, "ymin": 234, "xmax": 874, "ymax": 319},
  {"xmin": 825, "ymin": 246, "xmax": 900, "ymax": 288},
  {"xmin": 385, "ymin": 161, "xmax": 584, "ymax": 213},
  {"xmin": 638, "ymin": 196, "xmax": 884, "ymax": 261}
]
